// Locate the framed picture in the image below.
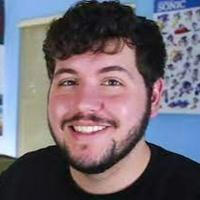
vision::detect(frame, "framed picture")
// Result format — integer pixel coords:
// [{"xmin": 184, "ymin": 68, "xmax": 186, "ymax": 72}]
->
[
  {"xmin": 0, "ymin": 0, "xmax": 4, "ymax": 135},
  {"xmin": 154, "ymin": 0, "xmax": 200, "ymax": 114},
  {"xmin": 0, "ymin": 0, "xmax": 3, "ymax": 45}
]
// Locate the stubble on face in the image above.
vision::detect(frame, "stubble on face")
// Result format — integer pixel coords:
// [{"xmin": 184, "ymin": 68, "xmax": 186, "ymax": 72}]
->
[{"xmin": 48, "ymin": 94, "xmax": 151, "ymax": 174}]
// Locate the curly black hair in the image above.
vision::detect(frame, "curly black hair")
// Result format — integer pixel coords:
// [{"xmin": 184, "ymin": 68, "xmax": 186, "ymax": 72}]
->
[{"xmin": 43, "ymin": 0, "xmax": 166, "ymax": 88}]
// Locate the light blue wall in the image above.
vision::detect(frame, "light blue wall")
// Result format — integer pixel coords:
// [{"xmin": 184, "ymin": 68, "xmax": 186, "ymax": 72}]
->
[
  {"xmin": 2, "ymin": 0, "xmax": 200, "ymax": 162},
  {"xmin": 134, "ymin": 0, "xmax": 154, "ymax": 18},
  {"xmin": 147, "ymin": 114, "xmax": 200, "ymax": 162}
]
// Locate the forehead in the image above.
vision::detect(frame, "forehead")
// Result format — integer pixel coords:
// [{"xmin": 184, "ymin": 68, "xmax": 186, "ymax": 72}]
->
[{"xmin": 54, "ymin": 44, "xmax": 138, "ymax": 75}]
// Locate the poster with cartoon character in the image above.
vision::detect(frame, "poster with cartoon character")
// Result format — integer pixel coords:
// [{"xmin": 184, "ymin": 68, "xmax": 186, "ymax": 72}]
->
[{"xmin": 154, "ymin": 0, "xmax": 200, "ymax": 114}]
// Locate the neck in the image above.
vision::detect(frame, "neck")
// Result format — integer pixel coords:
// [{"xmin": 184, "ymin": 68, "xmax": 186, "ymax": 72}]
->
[{"xmin": 70, "ymin": 140, "xmax": 151, "ymax": 195}]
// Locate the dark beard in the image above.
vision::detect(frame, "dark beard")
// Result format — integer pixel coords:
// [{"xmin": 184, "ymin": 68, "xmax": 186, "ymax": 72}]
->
[{"xmin": 48, "ymin": 92, "xmax": 151, "ymax": 174}]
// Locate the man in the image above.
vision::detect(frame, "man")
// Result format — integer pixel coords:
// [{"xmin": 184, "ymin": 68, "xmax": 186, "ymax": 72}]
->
[{"xmin": 0, "ymin": 0, "xmax": 200, "ymax": 199}]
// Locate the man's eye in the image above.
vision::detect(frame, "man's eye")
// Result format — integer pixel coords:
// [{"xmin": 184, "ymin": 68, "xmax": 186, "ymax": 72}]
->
[
  {"xmin": 102, "ymin": 79, "xmax": 123, "ymax": 86},
  {"xmin": 58, "ymin": 79, "xmax": 78, "ymax": 87}
]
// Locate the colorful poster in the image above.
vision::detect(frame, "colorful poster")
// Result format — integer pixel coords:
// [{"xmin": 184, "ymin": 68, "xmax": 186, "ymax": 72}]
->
[
  {"xmin": 0, "ymin": 0, "xmax": 4, "ymax": 135},
  {"xmin": 154, "ymin": 0, "xmax": 200, "ymax": 114}
]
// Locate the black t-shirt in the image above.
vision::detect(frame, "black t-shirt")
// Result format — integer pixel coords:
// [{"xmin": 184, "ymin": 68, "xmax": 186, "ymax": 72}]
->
[{"xmin": 0, "ymin": 143, "xmax": 200, "ymax": 200}]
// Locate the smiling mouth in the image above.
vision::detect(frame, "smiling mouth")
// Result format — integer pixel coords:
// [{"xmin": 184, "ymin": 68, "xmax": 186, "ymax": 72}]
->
[{"xmin": 70, "ymin": 125, "xmax": 108, "ymax": 134}]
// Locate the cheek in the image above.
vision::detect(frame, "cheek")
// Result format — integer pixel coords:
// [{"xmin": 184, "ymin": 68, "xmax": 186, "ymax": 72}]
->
[
  {"xmin": 48, "ymin": 94, "xmax": 72, "ymax": 124},
  {"xmin": 107, "ymin": 92, "xmax": 147, "ymax": 118}
]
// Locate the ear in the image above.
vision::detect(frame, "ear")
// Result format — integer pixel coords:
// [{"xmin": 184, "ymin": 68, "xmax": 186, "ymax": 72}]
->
[{"xmin": 150, "ymin": 78, "xmax": 164, "ymax": 118}]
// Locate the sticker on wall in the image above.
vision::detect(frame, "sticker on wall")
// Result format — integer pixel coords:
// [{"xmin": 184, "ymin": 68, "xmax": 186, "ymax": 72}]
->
[{"xmin": 154, "ymin": 0, "xmax": 200, "ymax": 114}]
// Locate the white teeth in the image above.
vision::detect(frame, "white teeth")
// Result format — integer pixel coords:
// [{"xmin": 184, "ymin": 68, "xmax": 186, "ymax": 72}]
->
[{"xmin": 73, "ymin": 126, "xmax": 106, "ymax": 133}]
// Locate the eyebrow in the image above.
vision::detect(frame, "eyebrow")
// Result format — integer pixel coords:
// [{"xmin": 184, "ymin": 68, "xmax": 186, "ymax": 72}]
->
[
  {"xmin": 98, "ymin": 65, "xmax": 134, "ymax": 80},
  {"xmin": 54, "ymin": 68, "xmax": 77, "ymax": 78},
  {"xmin": 53, "ymin": 65, "xmax": 134, "ymax": 80}
]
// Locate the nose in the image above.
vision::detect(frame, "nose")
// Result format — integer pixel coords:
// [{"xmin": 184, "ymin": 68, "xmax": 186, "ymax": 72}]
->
[{"xmin": 75, "ymin": 85, "xmax": 104, "ymax": 113}]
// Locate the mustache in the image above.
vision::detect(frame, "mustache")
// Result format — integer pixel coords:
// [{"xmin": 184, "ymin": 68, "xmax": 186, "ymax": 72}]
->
[{"xmin": 61, "ymin": 113, "xmax": 118, "ymax": 130}]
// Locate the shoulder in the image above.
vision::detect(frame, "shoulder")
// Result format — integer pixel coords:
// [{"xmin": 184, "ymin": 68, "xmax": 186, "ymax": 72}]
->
[
  {"xmin": 149, "ymin": 142, "xmax": 200, "ymax": 172},
  {"xmin": 148, "ymin": 143, "xmax": 200, "ymax": 192},
  {"xmin": 0, "ymin": 146, "xmax": 72, "ymax": 199},
  {"xmin": 133, "ymin": 143, "xmax": 200, "ymax": 198},
  {"xmin": 4, "ymin": 145, "xmax": 64, "ymax": 172},
  {"xmin": 0, "ymin": 146, "xmax": 68, "ymax": 190}
]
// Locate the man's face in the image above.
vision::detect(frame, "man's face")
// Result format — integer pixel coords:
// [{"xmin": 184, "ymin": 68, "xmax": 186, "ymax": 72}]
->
[{"xmin": 48, "ymin": 44, "xmax": 160, "ymax": 174}]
